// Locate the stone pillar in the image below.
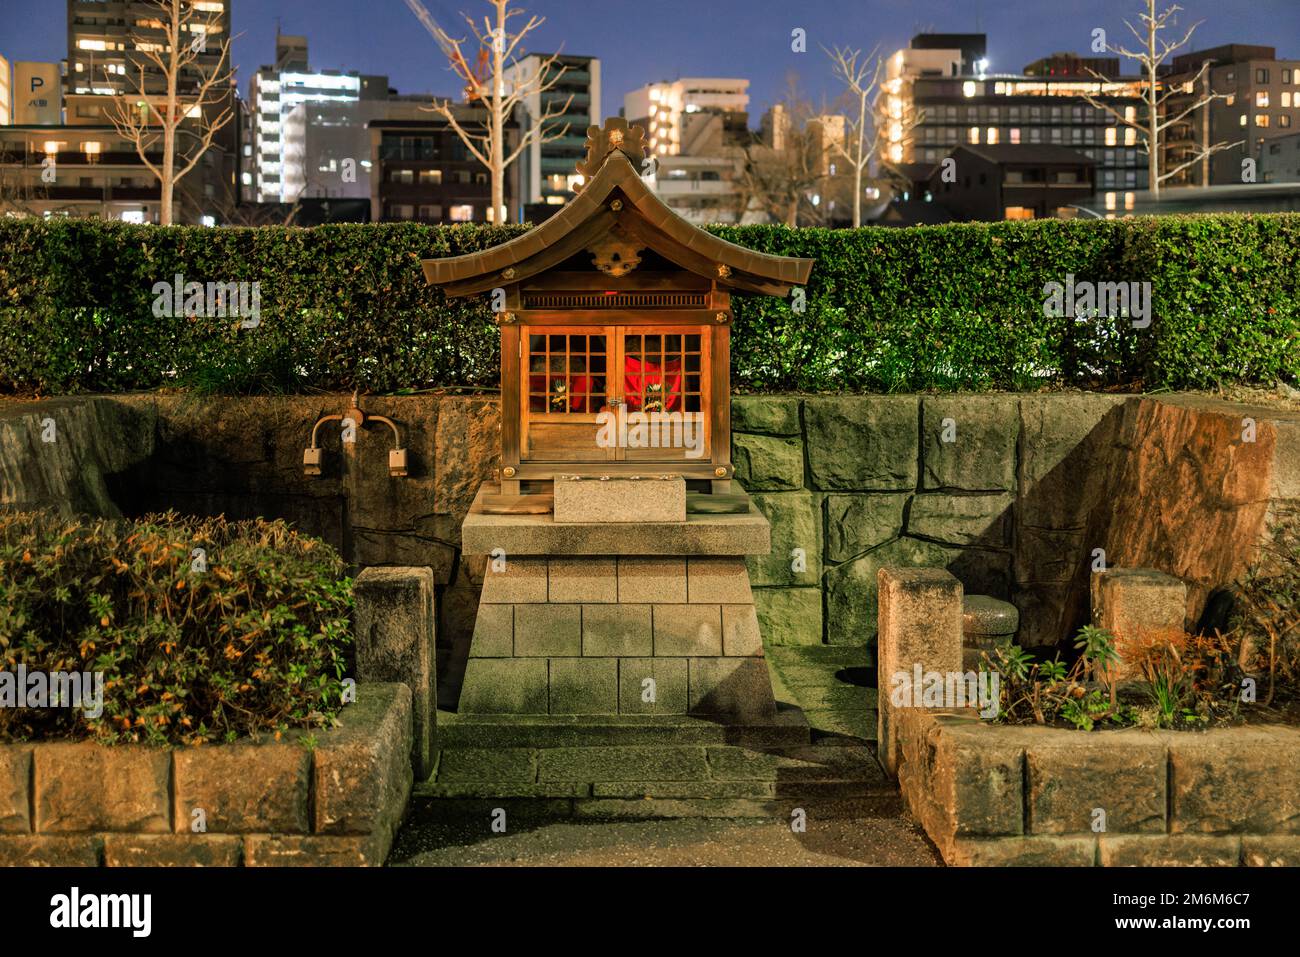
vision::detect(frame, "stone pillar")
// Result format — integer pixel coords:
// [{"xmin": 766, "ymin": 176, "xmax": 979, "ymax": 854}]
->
[
  {"xmin": 1090, "ymin": 567, "xmax": 1188, "ymax": 681},
  {"xmin": 353, "ymin": 567, "xmax": 436, "ymax": 779},
  {"xmin": 877, "ymin": 567, "xmax": 964, "ymax": 778}
]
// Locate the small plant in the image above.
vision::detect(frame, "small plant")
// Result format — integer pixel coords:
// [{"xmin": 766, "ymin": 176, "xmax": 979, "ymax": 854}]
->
[{"xmin": 981, "ymin": 625, "xmax": 1127, "ymax": 729}]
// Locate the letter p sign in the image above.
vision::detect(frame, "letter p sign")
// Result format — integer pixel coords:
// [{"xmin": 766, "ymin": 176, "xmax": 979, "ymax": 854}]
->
[{"xmin": 30, "ymin": 75, "xmax": 45, "ymax": 94}]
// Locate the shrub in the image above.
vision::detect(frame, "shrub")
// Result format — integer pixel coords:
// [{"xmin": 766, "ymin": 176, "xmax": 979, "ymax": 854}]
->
[
  {"xmin": 0, "ymin": 510, "xmax": 352, "ymax": 745},
  {"xmin": 0, "ymin": 215, "xmax": 1297, "ymax": 395},
  {"xmin": 1231, "ymin": 519, "xmax": 1300, "ymax": 708}
]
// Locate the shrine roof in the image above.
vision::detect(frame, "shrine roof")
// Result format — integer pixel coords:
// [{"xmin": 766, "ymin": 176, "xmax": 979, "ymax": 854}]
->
[{"xmin": 421, "ymin": 119, "xmax": 814, "ymax": 298}]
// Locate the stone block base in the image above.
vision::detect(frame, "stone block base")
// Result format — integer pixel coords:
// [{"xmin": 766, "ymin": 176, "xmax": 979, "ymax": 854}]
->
[{"xmin": 461, "ymin": 555, "xmax": 777, "ymax": 719}]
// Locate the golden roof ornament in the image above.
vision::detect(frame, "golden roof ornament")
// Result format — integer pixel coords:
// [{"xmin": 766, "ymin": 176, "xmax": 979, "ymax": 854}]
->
[{"xmin": 573, "ymin": 117, "xmax": 647, "ymax": 192}]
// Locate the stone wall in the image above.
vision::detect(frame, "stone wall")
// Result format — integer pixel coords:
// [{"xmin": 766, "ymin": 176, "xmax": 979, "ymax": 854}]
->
[
  {"xmin": 895, "ymin": 708, "xmax": 1300, "ymax": 866},
  {"xmin": 0, "ymin": 684, "xmax": 411, "ymax": 867},
  {"xmin": 734, "ymin": 393, "xmax": 1300, "ymax": 653},
  {"xmin": 3, "ymin": 391, "xmax": 1296, "ymax": 662}
]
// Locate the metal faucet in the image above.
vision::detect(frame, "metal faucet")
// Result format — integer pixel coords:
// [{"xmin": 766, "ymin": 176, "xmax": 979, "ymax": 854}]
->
[{"xmin": 304, "ymin": 391, "xmax": 408, "ymax": 477}]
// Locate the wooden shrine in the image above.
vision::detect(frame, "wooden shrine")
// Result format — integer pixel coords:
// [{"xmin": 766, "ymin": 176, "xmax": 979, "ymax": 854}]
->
[
  {"xmin": 424, "ymin": 118, "xmax": 813, "ymax": 509},
  {"xmin": 422, "ymin": 119, "xmax": 813, "ymax": 720}
]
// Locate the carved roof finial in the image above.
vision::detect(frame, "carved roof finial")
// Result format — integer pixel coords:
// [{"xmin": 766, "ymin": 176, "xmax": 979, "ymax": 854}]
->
[{"xmin": 573, "ymin": 117, "xmax": 647, "ymax": 192}]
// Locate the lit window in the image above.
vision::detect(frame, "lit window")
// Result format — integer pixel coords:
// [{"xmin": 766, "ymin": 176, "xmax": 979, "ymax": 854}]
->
[
  {"xmin": 1256, "ymin": 114, "xmax": 1270, "ymax": 127},
  {"xmin": 1257, "ymin": 92, "xmax": 1270, "ymax": 108},
  {"xmin": 1124, "ymin": 106, "xmax": 1136, "ymax": 124},
  {"xmin": 1124, "ymin": 192, "xmax": 1135, "ymax": 211},
  {"xmin": 43, "ymin": 141, "xmax": 60, "ymax": 155},
  {"xmin": 1225, "ymin": 94, "xmax": 1235, "ymax": 105},
  {"xmin": 962, "ymin": 81, "xmax": 977, "ymax": 98},
  {"xmin": 1283, "ymin": 92, "xmax": 1293, "ymax": 108},
  {"xmin": 986, "ymin": 127, "xmax": 999, "ymax": 144},
  {"xmin": 1105, "ymin": 127, "xmax": 1117, "ymax": 146},
  {"xmin": 1240, "ymin": 113, "xmax": 1248, "ymax": 126},
  {"xmin": 1009, "ymin": 128, "xmax": 1020, "ymax": 144},
  {"xmin": 449, "ymin": 204, "xmax": 474, "ymax": 222},
  {"xmin": 78, "ymin": 39, "xmax": 107, "ymax": 51},
  {"xmin": 121, "ymin": 210, "xmax": 145, "ymax": 224},
  {"xmin": 1124, "ymin": 128, "xmax": 1137, "ymax": 146},
  {"xmin": 968, "ymin": 126, "xmax": 979, "ymax": 144},
  {"xmin": 1104, "ymin": 191, "xmax": 1117, "ymax": 211}
]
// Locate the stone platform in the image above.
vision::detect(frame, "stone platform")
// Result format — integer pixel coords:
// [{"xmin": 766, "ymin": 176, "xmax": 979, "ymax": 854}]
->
[
  {"xmin": 458, "ymin": 483, "xmax": 778, "ymax": 720},
  {"xmin": 460, "ymin": 554, "xmax": 778, "ymax": 719}
]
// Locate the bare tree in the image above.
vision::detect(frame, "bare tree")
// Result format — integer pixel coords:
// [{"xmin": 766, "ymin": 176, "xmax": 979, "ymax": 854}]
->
[
  {"xmin": 105, "ymin": 0, "xmax": 235, "ymax": 225},
  {"xmin": 737, "ymin": 78, "xmax": 836, "ymax": 227},
  {"xmin": 417, "ymin": 0, "xmax": 573, "ymax": 222},
  {"xmin": 824, "ymin": 45, "xmax": 888, "ymax": 227},
  {"xmin": 1080, "ymin": 1, "xmax": 1241, "ymax": 198}
]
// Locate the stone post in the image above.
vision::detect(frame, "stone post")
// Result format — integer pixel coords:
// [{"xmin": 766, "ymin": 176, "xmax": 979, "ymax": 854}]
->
[
  {"xmin": 353, "ymin": 567, "xmax": 436, "ymax": 779},
  {"xmin": 877, "ymin": 567, "xmax": 964, "ymax": 778},
  {"xmin": 1090, "ymin": 567, "xmax": 1188, "ymax": 681}
]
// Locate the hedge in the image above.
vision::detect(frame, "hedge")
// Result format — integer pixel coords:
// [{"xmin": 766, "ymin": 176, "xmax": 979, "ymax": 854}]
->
[
  {"xmin": 0, "ymin": 215, "xmax": 1296, "ymax": 395},
  {"xmin": 0, "ymin": 510, "xmax": 352, "ymax": 745}
]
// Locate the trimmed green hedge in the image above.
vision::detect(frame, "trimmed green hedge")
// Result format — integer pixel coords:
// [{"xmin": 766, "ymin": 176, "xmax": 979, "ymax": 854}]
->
[{"xmin": 1, "ymin": 215, "xmax": 1296, "ymax": 394}]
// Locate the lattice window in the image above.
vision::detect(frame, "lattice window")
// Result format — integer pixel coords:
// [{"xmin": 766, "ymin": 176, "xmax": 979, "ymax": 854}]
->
[
  {"xmin": 624, "ymin": 332, "xmax": 702, "ymax": 414},
  {"xmin": 527, "ymin": 333, "xmax": 607, "ymax": 414}
]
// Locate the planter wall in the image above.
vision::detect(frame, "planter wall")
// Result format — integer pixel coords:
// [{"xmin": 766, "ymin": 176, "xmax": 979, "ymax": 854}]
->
[
  {"xmin": 895, "ymin": 708, "xmax": 1300, "ymax": 866},
  {"xmin": 0, "ymin": 683, "xmax": 411, "ymax": 867}
]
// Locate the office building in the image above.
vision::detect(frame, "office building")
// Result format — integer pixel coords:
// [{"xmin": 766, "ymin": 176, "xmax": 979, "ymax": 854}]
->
[
  {"xmin": 368, "ymin": 101, "xmax": 520, "ymax": 224},
  {"xmin": 0, "ymin": 55, "xmax": 11, "ymax": 126},
  {"xmin": 884, "ymin": 33, "xmax": 1149, "ymax": 205},
  {"xmin": 503, "ymin": 53, "xmax": 600, "ymax": 216},
  {"xmin": 248, "ymin": 34, "xmax": 388, "ymax": 203},
  {"xmin": 1163, "ymin": 44, "xmax": 1300, "ymax": 186}
]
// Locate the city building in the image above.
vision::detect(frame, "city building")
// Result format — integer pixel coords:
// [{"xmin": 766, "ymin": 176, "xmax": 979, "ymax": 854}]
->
[
  {"xmin": 624, "ymin": 78, "xmax": 750, "ymax": 158},
  {"xmin": 67, "ymin": 0, "xmax": 231, "ymax": 98},
  {"xmin": 1261, "ymin": 130, "xmax": 1300, "ymax": 182},
  {"xmin": 624, "ymin": 78, "xmax": 751, "ymax": 224},
  {"xmin": 884, "ymin": 33, "xmax": 1149, "ymax": 202},
  {"xmin": 1163, "ymin": 44, "xmax": 1300, "ymax": 186},
  {"xmin": 248, "ymin": 33, "xmax": 388, "ymax": 203},
  {"xmin": 367, "ymin": 101, "xmax": 519, "ymax": 224},
  {"xmin": 0, "ymin": 124, "xmax": 162, "ymax": 221},
  {"xmin": 502, "ymin": 53, "xmax": 600, "ymax": 217},
  {"xmin": 0, "ymin": 55, "xmax": 11, "ymax": 125},
  {"xmin": 927, "ymin": 143, "xmax": 1097, "ymax": 220}
]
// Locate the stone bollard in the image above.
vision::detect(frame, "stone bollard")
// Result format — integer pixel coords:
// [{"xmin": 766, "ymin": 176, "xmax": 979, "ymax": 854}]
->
[
  {"xmin": 877, "ymin": 567, "xmax": 964, "ymax": 778},
  {"xmin": 353, "ymin": 567, "xmax": 437, "ymax": 780},
  {"xmin": 962, "ymin": 595, "xmax": 1019, "ymax": 670},
  {"xmin": 1090, "ymin": 567, "xmax": 1188, "ymax": 681}
]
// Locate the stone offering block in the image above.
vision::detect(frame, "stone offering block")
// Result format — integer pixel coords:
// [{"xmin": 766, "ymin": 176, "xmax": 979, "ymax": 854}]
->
[{"xmin": 552, "ymin": 474, "xmax": 686, "ymax": 524}]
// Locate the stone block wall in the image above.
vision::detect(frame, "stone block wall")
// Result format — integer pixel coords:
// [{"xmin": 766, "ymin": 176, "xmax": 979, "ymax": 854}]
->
[
  {"xmin": 732, "ymin": 393, "xmax": 1300, "ymax": 655},
  {"xmin": 895, "ymin": 709, "xmax": 1300, "ymax": 866},
  {"xmin": 0, "ymin": 683, "xmax": 412, "ymax": 867},
  {"xmin": 3, "ymin": 391, "xmax": 1296, "ymax": 663},
  {"xmin": 458, "ymin": 556, "xmax": 774, "ymax": 718}
]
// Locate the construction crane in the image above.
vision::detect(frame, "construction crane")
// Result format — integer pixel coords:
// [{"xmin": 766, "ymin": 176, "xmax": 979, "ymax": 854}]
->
[{"xmin": 401, "ymin": 0, "xmax": 492, "ymax": 102}]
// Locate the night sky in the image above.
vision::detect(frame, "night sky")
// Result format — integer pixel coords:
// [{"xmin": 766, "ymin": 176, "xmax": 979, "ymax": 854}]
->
[{"xmin": 2, "ymin": 0, "xmax": 1296, "ymax": 121}]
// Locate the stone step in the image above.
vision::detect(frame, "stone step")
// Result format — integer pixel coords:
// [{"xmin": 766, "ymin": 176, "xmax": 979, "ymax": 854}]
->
[
  {"xmin": 407, "ymin": 793, "xmax": 903, "ymax": 821},
  {"xmin": 425, "ymin": 743, "xmax": 887, "ymax": 789},
  {"xmin": 435, "ymin": 709, "xmax": 811, "ymax": 749}
]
